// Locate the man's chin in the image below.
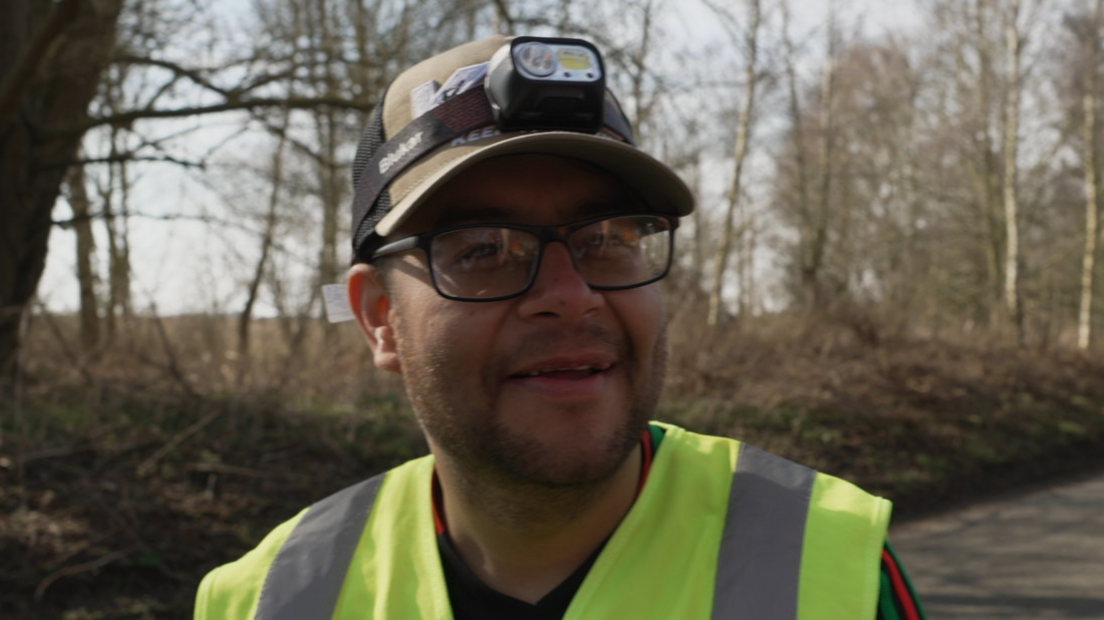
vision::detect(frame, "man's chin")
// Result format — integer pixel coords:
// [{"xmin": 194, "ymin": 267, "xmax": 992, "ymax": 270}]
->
[{"xmin": 484, "ymin": 422, "xmax": 642, "ymax": 488}]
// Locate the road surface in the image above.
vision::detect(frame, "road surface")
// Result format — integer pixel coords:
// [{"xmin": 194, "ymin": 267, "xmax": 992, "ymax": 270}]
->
[{"xmin": 890, "ymin": 472, "xmax": 1104, "ymax": 619}]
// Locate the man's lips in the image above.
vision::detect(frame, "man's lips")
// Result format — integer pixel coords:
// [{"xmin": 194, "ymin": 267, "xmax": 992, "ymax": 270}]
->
[
  {"xmin": 502, "ymin": 350, "xmax": 620, "ymax": 400},
  {"xmin": 509, "ymin": 361, "xmax": 614, "ymax": 380},
  {"xmin": 506, "ymin": 350, "xmax": 618, "ymax": 384}
]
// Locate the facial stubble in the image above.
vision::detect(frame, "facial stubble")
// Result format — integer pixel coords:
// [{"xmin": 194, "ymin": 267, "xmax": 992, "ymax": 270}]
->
[{"xmin": 395, "ymin": 312, "xmax": 668, "ymax": 498}]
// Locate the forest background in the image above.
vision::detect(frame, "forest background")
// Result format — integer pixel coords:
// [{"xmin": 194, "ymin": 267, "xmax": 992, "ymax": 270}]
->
[{"xmin": 3, "ymin": 0, "xmax": 1104, "ymax": 618}]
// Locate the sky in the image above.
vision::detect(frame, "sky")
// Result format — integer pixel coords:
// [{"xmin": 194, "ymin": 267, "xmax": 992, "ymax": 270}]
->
[{"xmin": 35, "ymin": 0, "xmax": 923, "ymax": 317}]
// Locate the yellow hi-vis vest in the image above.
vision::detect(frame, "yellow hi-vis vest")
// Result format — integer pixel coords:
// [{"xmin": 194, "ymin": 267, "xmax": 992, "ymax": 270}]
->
[{"xmin": 195, "ymin": 423, "xmax": 892, "ymax": 620}]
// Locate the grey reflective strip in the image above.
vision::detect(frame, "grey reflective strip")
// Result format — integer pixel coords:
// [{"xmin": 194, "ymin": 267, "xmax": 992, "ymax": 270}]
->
[
  {"xmin": 712, "ymin": 444, "xmax": 816, "ymax": 620},
  {"xmin": 255, "ymin": 473, "xmax": 386, "ymax": 620}
]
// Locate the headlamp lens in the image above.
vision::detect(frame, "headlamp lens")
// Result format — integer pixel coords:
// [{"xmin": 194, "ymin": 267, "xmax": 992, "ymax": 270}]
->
[{"xmin": 515, "ymin": 42, "xmax": 557, "ymax": 78}]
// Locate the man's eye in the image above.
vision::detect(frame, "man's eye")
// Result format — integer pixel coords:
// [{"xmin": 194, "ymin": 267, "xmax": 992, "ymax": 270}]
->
[
  {"xmin": 579, "ymin": 229, "xmax": 638, "ymax": 253},
  {"xmin": 459, "ymin": 242, "xmax": 502, "ymax": 261}
]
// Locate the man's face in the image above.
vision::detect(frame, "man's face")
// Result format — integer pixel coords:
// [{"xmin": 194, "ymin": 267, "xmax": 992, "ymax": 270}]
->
[{"xmin": 358, "ymin": 154, "xmax": 668, "ymax": 488}]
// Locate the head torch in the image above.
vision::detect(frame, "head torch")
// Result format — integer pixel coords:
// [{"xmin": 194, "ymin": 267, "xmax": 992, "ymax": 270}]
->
[{"xmin": 486, "ymin": 37, "xmax": 606, "ymax": 132}]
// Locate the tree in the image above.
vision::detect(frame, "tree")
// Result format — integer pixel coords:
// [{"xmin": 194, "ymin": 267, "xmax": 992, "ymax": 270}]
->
[
  {"xmin": 1077, "ymin": 0, "xmax": 1104, "ymax": 350},
  {"xmin": 0, "ymin": 0, "xmax": 127, "ymax": 384},
  {"xmin": 1001, "ymin": 0, "xmax": 1025, "ymax": 344},
  {"xmin": 63, "ymin": 160, "xmax": 101, "ymax": 354},
  {"xmin": 706, "ymin": 0, "xmax": 762, "ymax": 327},
  {"xmin": 773, "ymin": 0, "xmax": 843, "ymax": 311},
  {"xmin": 238, "ymin": 113, "xmax": 290, "ymax": 366},
  {"xmin": 0, "ymin": 0, "xmax": 406, "ymax": 384}
]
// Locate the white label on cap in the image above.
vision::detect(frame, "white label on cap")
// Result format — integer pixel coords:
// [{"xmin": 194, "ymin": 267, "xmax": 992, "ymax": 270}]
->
[
  {"xmin": 432, "ymin": 63, "xmax": 488, "ymax": 108},
  {"xmin": 322, "ymin": 284, "xmax": 355, "ymax": 323},
  {"xmin": 411, "ymin": 80, "xmax": 440, "ymax": 118}
]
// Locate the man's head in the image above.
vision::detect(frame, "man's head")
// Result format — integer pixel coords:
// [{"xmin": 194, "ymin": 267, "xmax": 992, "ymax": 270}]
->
[{"xmin": 346, "ymin": 35, "xmax": 694, "ymax": 489}]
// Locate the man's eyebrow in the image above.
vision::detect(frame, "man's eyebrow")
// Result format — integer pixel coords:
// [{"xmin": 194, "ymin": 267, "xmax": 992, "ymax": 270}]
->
[
  {"xmin": 434, "ymin": 206, "xmax": 512, "ymax": 228},
  {"xmin": 576, "ymin": 200, "xmax": 634, "ymax": 219},
  {"xmin": 435, "ymin": 200, "xmax": 634, "ymax": 229}
]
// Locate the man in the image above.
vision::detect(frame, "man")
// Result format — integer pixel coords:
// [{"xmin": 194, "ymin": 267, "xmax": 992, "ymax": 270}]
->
[{"xmin": 195, "ymin": 35, "xmax": 925, "ymax": 620}]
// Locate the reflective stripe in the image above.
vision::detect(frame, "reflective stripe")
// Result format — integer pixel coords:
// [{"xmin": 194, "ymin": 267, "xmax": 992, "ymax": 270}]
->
[
  {"xmin": 255, "ymin": 473, "xmax": 385, "ymax": 620},
  {"xmin": 712, "ymin": 443, "xmax": 816, "ymax": 620}
]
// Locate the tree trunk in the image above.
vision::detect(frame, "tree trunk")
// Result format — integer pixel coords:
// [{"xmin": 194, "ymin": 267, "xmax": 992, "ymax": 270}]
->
[
  {"xmin": 963, "ymin": 0, "xmax": 1004, "ymax": 323},
  {"xmin": 628, "ymin": 0, "xmax": 656, "ymax": 142},
  {"xmin": 312, "ymin": 0, "xmax": 345, "ymax": 344},
  {"xmin": 0, "ymin": 0, "xmax": 125, "ymax": 384},
  {"xmin": 1002, "ymin": 0, "xmax": 1024, "ymax": 344},
  {"xmin": 1078, "ymin": 0, "xmax": 1103, "ymax": 351},
  {"xmin": 781, "ymin": 0, "xmax": 814, "ymax": 311},
  {"xmin": 239, "ymin": 121, "xmax": 289, "ymax": 364},
  {"xmin": 803, "ymin": 0, "xmax": 838, "ymax": 311},
  {"xmin": 65, "ymin": 163, "xmax": 100, "ymax": 353},
  {"xmin": 100, "ymin": 131, "xmax": 133, "ymax": 338},
  {"xmin": 708, "ymin": 0, "xmax": 761, "ymax": 326}
]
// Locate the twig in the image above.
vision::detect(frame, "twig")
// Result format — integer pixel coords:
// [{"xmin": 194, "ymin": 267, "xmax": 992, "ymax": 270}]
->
[
  {"xmin": 187, "ymin": 461, "xmax": 284, "ymax": 479},
  {"xmin": 33, "ymin": 304, "xmax": 95, "ymax": 385},
  {"xmin": 34, "ymin": 548, "xmax": 132, "ymax": 601},
  {"xmin": 147, "ymin": 307, "xmax": 199, "ymax": 400},
  {"xmin": 22, "ymin": 440, "xmax": 151, "ymax": 464},
  {"xmin": 82, "ymin": 482, "xmax": 189, "ymax": 582},
  {"xmin": 137, "ymin": 408, "xmax": 221, "ymax": 477}
]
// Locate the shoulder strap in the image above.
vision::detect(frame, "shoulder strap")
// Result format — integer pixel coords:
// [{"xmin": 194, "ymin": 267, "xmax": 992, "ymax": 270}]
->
[
  {"xmin": 254, "ymin": 472, "xmax": 387, "ymax": 620},
  {"xmin": 712, "ymin": 443, "xmax": 816, "ymax": 620}
]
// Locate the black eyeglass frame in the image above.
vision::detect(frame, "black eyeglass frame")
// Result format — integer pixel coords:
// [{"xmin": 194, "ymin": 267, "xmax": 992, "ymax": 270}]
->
[{"xmin": 369, "ymin": 213, "xmax": 679, "ymax": 302}]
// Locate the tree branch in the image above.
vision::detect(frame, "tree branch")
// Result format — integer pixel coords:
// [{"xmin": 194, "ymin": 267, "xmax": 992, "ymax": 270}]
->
[
  {"xmin": 113, "ymin": 54, "xmax": 231, "ymax": 97},
  {"xmin": 44, "ymin": 154, "xmax": 207, "ymax": 170},
  {"xmin": 51, "ymin": 210, "xmax": 310, "ymax": 268},
  {"xmin": 48, "ymin": 95, "xmax": 373, "ymax": 135}
]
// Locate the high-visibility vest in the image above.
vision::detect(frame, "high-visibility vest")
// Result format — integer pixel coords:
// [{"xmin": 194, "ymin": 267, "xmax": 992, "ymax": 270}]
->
[{"xmin": 195, "ymin": 423, "xmax": 891, "ymax": 620}]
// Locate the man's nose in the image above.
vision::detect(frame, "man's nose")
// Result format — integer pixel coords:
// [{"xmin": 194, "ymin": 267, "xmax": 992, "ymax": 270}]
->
[{"xmin": 516, "ymin": 241, "xmax": 604, "ymax": 319}]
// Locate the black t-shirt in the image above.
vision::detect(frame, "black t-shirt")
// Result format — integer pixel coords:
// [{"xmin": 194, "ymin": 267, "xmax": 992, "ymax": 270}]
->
[{"xmin": 437, "ymin": 531, "xmax": 604, "ymax": 620}]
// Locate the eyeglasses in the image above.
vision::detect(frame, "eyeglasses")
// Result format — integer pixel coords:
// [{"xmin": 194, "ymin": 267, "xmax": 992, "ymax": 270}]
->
[{"xmin": 371, "ymin": 213, "xmax": 678, "ymax": 302}]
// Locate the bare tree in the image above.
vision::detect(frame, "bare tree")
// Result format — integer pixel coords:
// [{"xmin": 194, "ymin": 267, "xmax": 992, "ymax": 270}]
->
[
  {"xmin": 779, "ymin": 0, "xmax": 814, "ymax": 306},
  {"xmin": 1002, "ymin": 0, "xmax": 1026, "ymax": 344},
  {"xmin": 97, "ymin": 127, "xmax": 134, "ymax": 341},
  {"xmin": 916, "ymin": 0, "xmax": 1031, "ymax": 331},
  {"xmin": 706, "ymin": 0, "xmax": 762, "ymax": 326},
  {"xmin": 64, "ymin": 161, "xmax": 101, "ymax": 354},
  {"xmin": 1078, "ymin": 0, "xmax": 1104, "ymax": 350},
  {"xmin": 793, "ymin": 0, "xmax": 840, "ymax": 311},
  {"xmin": 239, "ymin": 115, "xmax": 291, "ymax": 365},
  {"xmin": 0, "ymin": 0, "xmax": 126, "ymax": 383},
  {"xmin": 0, "ymin": 0, "xmax": 398, "ymax": 383}
]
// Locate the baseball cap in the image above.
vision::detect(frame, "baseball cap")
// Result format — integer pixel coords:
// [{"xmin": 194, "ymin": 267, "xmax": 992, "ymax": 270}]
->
[{"xmin": 349, "ymin": 34, "xmax": 695, "ymax": 261}]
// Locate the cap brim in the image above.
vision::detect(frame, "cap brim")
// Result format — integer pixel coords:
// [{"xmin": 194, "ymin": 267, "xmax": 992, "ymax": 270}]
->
[{"xmin": 375, "ymin": 131, "xmax": 695, "ymax": 237}]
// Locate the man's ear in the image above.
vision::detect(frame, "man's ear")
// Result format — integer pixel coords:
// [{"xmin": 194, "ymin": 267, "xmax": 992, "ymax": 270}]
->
[{"xmin": 348, "ymin": 263, "xmax": 401, "ymax": 373}]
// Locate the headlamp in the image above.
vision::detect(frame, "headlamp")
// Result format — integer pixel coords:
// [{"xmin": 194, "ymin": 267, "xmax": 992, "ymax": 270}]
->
[{"xmin": 486, "ymin": 36, "xmax": 606, "ymax": 132}]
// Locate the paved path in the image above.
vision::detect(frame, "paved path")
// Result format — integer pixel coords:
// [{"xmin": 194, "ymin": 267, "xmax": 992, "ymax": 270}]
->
[{"xmin": 890, "ymin": 473, "xmax": 1104, "ymax": 619}]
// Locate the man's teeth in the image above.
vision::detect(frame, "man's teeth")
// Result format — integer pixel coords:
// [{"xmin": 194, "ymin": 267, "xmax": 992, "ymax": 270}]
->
[{"xmin": 520, "ymin": 364, "xmax": 609, "ymax": 377}]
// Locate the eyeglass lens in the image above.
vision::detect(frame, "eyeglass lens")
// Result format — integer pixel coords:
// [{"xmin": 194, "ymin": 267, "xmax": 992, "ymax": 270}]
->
[{"xmin": 429, "ymin": 215, "xmax": 672, "ymax": 300}]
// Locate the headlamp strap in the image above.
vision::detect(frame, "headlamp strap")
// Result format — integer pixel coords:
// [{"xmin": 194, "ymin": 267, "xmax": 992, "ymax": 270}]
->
[
  {"xmin": 350, "ymin": 87, "xmax": 635, "ymax": 255},
  {"xmin": 351, "ymin": 87, "xmax": 491, "ymax": 247},
  {"xmin": 600, "ymin": 96, "xmax": 635, "ymax": 147}
]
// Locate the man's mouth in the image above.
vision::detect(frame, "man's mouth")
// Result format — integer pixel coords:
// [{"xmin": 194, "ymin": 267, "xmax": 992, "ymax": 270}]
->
[{"xmin": 510, "ymin": 362, "xmax": 613, "ymax": 381}]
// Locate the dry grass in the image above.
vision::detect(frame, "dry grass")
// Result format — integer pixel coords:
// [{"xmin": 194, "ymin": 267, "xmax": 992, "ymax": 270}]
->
[
  {"xmin": 663, "ymin": 305, "xmax": 1104, "ymax": 514},
  {"xmin": 2, "ymin": 308, "xmax": 1104, "ymax": 619}
]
